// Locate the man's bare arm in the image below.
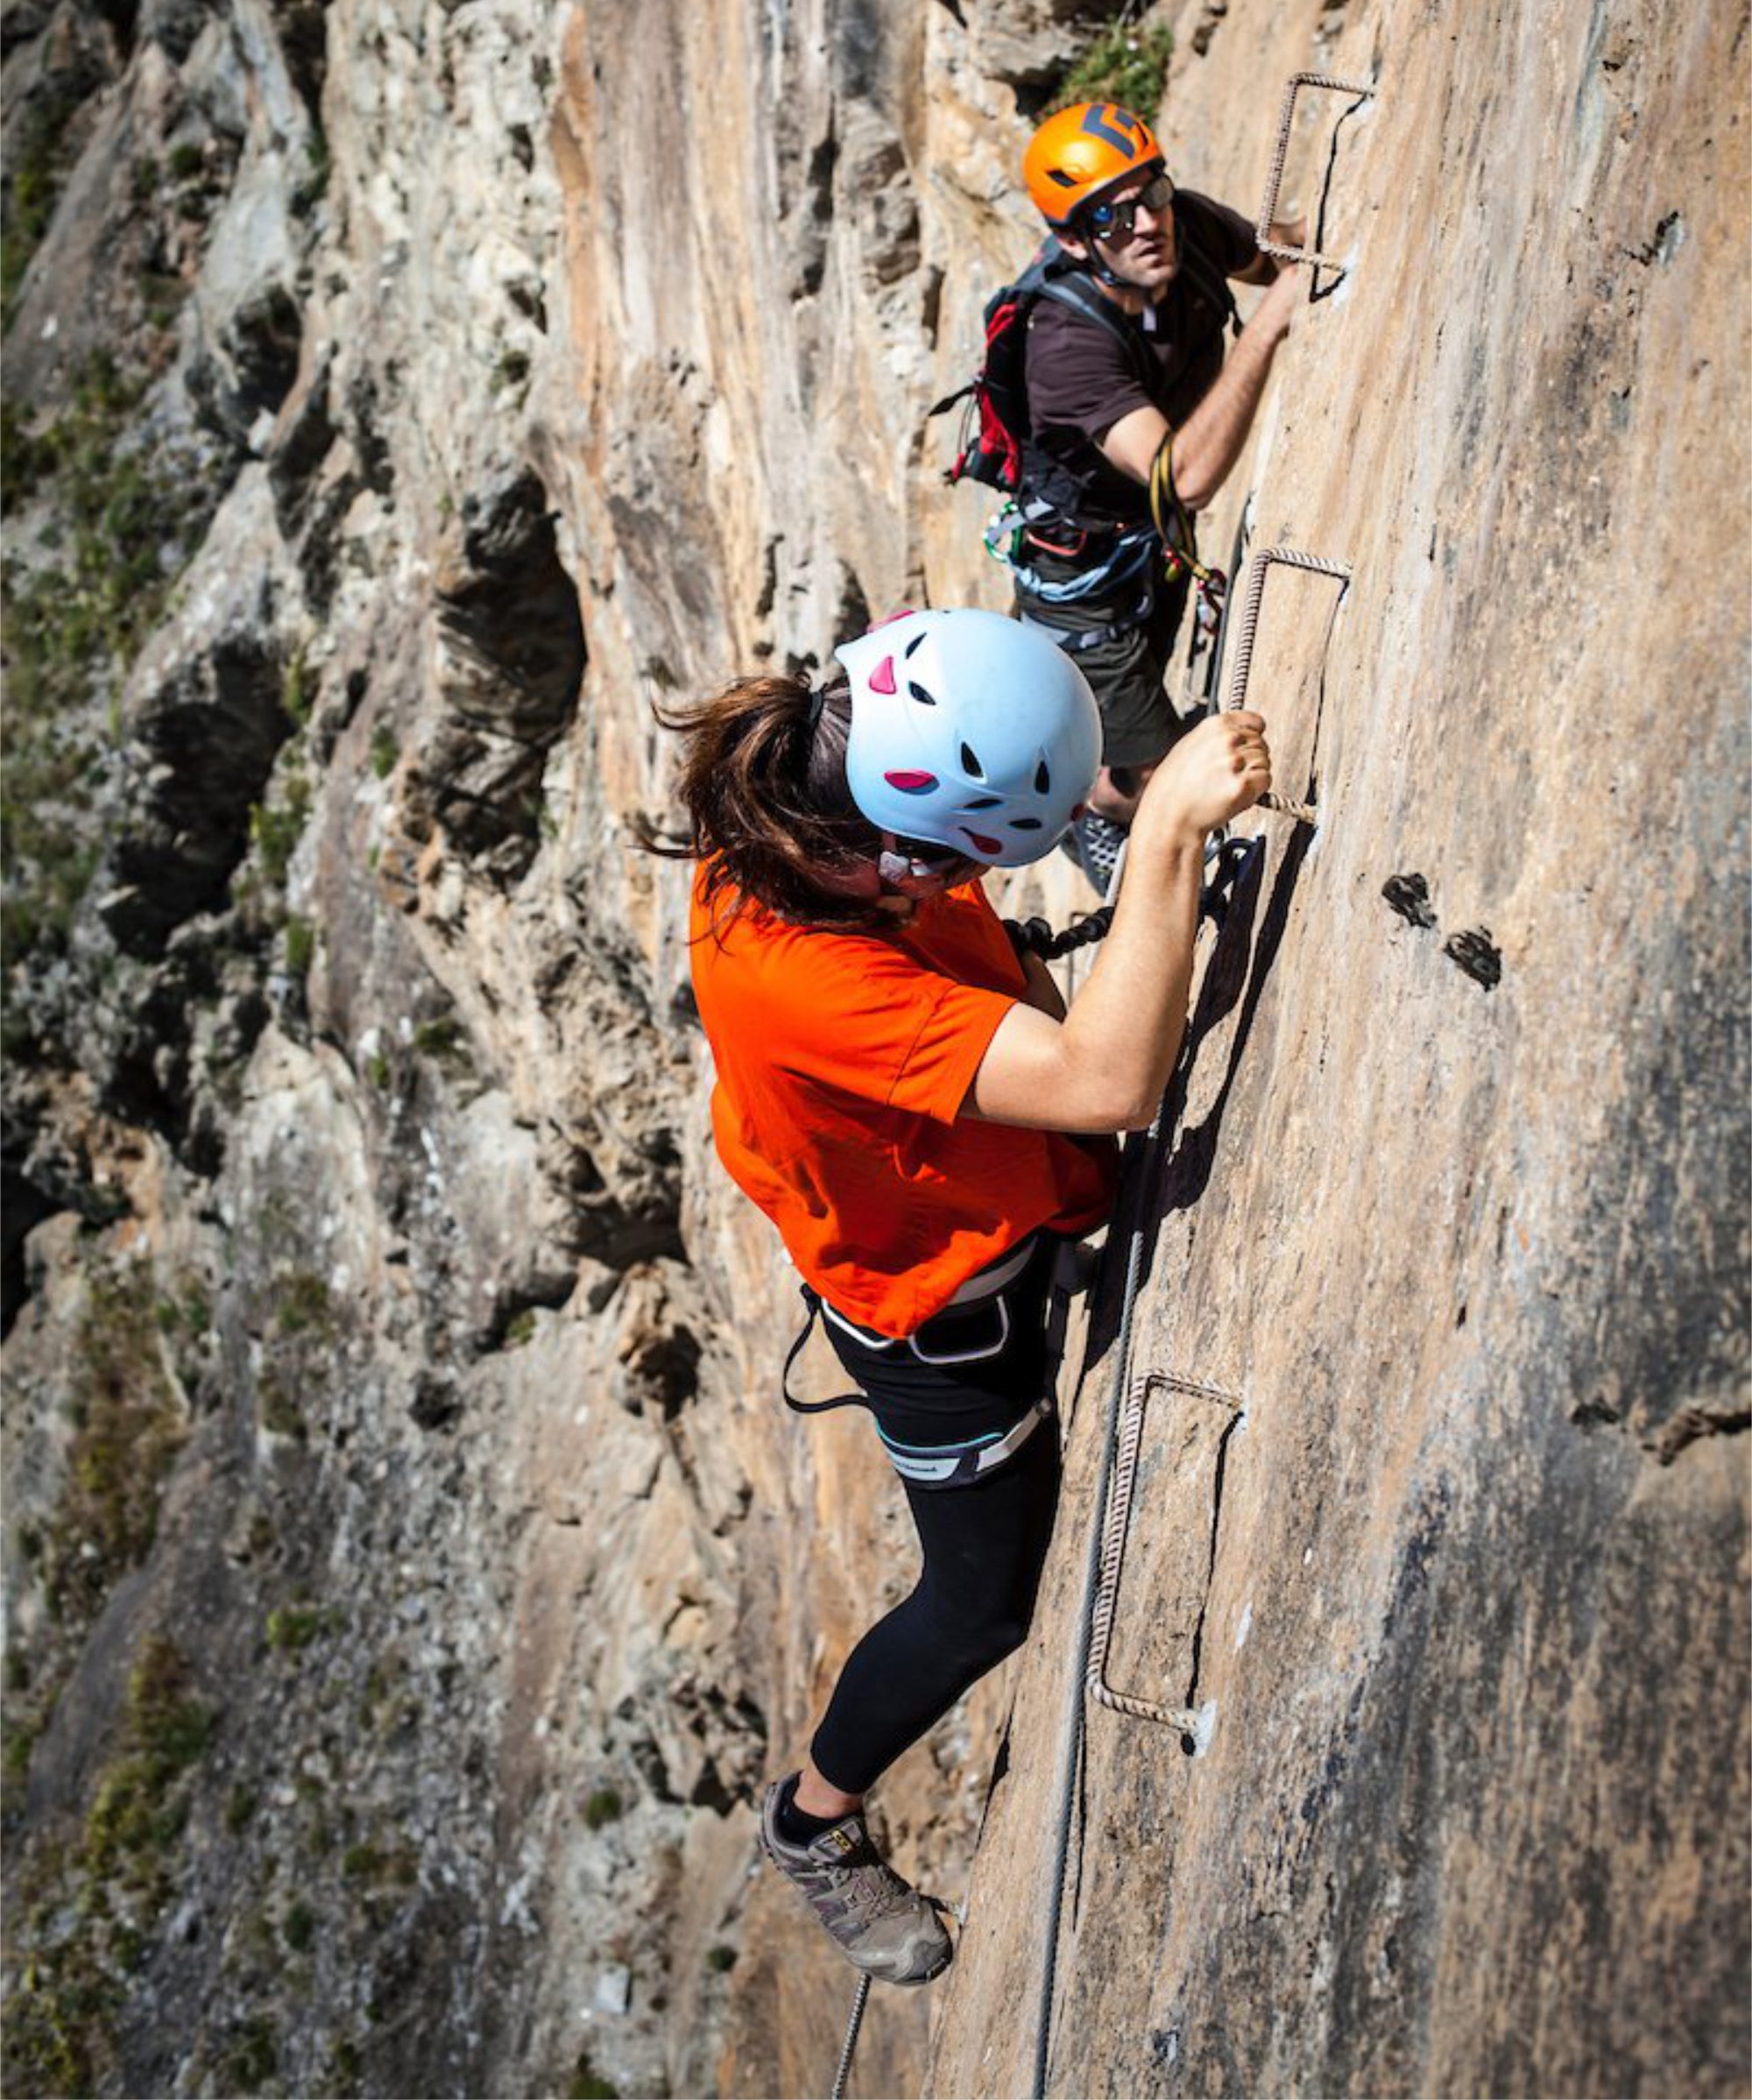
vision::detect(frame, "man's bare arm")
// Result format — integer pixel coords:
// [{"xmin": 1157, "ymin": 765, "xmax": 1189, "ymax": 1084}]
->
[{"xmin": 1098, "ymin": 262, "xmax": 1302, "ymax": 508}]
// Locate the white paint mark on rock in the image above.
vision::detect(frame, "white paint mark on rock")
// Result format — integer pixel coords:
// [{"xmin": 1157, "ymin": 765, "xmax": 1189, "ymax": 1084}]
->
[
  {"xmin": 1189, "ymin": 1701, "xmax": 1219, "ymax": 1757},
  {"xmin": 1234, "ymin": 1600, "xmax": 1254, "ymax": 1651},
  {"xmin": 594, "ymin": 1964, "xmax": 632, "ymax": 2014}
]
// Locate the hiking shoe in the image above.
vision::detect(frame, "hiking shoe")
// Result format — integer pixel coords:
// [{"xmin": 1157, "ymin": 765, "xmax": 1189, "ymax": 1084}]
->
[
  {"xmin": 759, "ymin": 1778, "xmax": 953, "ymax": 1986},
  {"xmin": 1075, "ymin": 810, "xmax": 1127, "ymax": 894}
]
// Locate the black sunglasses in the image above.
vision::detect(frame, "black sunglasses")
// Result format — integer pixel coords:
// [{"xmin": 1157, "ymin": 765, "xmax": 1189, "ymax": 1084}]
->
[{"xmin": 1083, "ymin": 170, "xmax": 1176, "ymax": 242}]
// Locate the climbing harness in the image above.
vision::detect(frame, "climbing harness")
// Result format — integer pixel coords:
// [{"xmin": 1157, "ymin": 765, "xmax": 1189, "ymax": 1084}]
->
[
  {"xmin": 1256, "ymin": 74, "xmax": 1378, "ymax": 272},
  {"xmin": 781, "ymin": 1234, "xmax": 1084, "ymax": 1491}
]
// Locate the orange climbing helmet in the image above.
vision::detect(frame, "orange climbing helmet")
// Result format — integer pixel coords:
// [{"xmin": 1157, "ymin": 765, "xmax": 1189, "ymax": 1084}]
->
[{"xmin": 1023, "ymin": 102, "xmax": 1164, "ymax": 225}]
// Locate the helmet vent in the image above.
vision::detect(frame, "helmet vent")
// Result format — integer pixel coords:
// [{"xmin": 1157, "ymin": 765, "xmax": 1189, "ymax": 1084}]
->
[
  {"xmin": 960, "ymin": 742, "xmax": 985, "ymax": 779},
  {"xmin": 904, "ymin": 633, "xmax": 928, "ymax": 659},
  {"xmin": 960, "ymin": 796, "xmax": 1001, "ymax": 811},
  {"xmin": 907, "ymin": 680, "xmax": 937, "ymax": 707},
  {"xmin": 1035, "ymin": 760, "xmax": 1051, "ymax": 794},
  {"xmin": 1011, "ymin": 818, "xmax": 1043, "ymax": 831}
]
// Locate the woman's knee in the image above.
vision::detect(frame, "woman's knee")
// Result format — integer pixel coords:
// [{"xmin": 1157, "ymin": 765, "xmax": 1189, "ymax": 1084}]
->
[{"xmin": 931, "ymin": 1603, "xmax": 1036, "ymax": 1684}]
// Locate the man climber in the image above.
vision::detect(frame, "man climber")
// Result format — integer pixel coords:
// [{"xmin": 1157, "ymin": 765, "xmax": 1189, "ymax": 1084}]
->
[{"xmin": 1014, "ymin": 100, "xmax": 1305, "ymax": 882}]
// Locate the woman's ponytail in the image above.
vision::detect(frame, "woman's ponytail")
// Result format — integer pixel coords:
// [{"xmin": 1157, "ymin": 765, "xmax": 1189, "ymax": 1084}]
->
[{"xmin": 645, "ymin": 673, "xmax": 883, "ymax": 930}]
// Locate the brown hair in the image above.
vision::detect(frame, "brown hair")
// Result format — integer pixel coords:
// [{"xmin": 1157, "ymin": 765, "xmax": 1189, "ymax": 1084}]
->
[{"xmin": 645, "ymin": 671, "xmax": 889, "ymax": 932}]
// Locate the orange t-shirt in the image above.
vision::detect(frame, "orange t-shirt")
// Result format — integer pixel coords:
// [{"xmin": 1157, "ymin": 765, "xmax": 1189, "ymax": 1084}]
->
[{"xmin": 689, "ymin": 867, "xmax": 1119, "ymax": 1337}]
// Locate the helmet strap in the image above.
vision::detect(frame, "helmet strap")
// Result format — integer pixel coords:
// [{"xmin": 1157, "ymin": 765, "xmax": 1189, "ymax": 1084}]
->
[{"xmin": 877, "ymin": 841, "xmax": 950, "ymax": 898}]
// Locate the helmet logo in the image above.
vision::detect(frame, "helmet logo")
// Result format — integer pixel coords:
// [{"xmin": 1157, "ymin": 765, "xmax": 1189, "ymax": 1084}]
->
[
  {"xmin": 884, "ymin": 770, "xmax": 938, "ymax": 794},
  {"xmin": 961, "ymin": 829, "xmax": 1003, "ymax": 855},
  {"xmin": 1079, "ymin": 104, "xmax": 1142, "ymax": 154},
  {"xmin": 868, "ymin": 655, "xmax": 897, "ymax": 696}
]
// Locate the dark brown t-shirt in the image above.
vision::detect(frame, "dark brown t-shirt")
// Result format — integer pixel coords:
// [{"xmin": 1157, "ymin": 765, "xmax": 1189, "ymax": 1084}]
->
[{"xmin": 1023, "ymin": 189, "xmax": 1258, "ymax": 524}]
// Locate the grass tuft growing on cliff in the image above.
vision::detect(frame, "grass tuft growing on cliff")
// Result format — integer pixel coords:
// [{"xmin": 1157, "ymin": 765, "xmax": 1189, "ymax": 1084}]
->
[
  {"xmin": 1, "ymin": 354, "xmax": 208, "ymax": 965},
  {"xmin": 46, "ymin": 1259, "xmax": 188, "ymax": 1627},
  {"xmin": 2, "ymin": 1636, "xmax": 218, "ymax": 2098},
  {"xmin": 1049, "ymin": 16, "xmax": 1174, "ymax": 119}
]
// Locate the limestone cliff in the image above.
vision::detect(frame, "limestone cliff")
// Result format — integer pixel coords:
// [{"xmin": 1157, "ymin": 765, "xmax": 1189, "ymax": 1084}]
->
[{"xmin": 1, "ymin": 0, "xmax": 1745, "ymax": 2097}]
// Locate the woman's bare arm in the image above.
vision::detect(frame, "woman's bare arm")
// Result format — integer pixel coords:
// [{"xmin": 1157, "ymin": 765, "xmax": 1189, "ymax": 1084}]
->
[{"xmin": 966, "ymin": 712, "xmax": 1272, "ymax": 1132}]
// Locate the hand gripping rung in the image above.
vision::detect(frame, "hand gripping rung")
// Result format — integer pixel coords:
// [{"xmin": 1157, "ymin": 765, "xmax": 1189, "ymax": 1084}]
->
[{"xmin": 1256, "ymin": 72, "xmax": 1378, "ymax": 272}]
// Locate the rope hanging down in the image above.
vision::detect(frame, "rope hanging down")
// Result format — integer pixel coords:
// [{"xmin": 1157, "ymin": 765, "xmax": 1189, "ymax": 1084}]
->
[
  {"xmin": 1030, "ymin": 546, "xmax": 1357, "ymax": 2094},
  {"xmin": 829, "ymin": 1973, "xmax": 871, "ymax": 2100}
]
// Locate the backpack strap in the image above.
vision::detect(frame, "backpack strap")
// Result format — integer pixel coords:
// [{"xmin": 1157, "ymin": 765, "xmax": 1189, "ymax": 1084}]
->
[
  {"xmin": 1034, "ymin": 271, "xmax": 1138, "ymax": 355},
  {"xmin": 1169, "ymin": 198, "xmax": 1244, "ymax": 337}
]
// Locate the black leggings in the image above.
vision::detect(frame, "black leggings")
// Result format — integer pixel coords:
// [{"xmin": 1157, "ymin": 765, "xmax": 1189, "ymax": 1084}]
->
[{"xmin": 805, "ymin": 1240, "xmax": 1066, "ymax": 1795}]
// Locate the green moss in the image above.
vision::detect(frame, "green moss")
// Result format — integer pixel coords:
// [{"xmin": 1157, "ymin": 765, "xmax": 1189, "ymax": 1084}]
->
[
  {"xmin": 247, "ymin": 767, "xmax": 312, "ymax": 889},
  {"xmin": 1, "ymin": 85, "xmax": 88, "ymax": 325},
  {"xmin": 1050, "ymin": 18, "xmax": 1175, "ymax": 118},
  {"xmin": 291, "ymin": 126, "xmax": 330, "ymax": 216},
  {"xmin": 166, "ymin": 142, "xmax": 205, "ymax": 181},
  {"xmin": 366, "ymin": 1050, "xmax": 392, "ymax": 1091},
  {"xmin": 283, "ymin": 914, "xmax": 315, "ymax": 976},
  {"xmin": 274, "ymin": 1269, "xmax": 331, "ymax": 1338},
  {"xmin": 412, "ymin": 1015, "xmax": 467, "ymax": 1062},
  {"xmin": 368, "ymin": 724, "xmax": 399, "ymax": 780},
  {"xmin": 582, "ymin": 1786, "xmax": 623, "ymax": 1831},
  {"xmin": 281, "ymin": 1898, "xmax": 315, "ymax": 1952},
  {"xmin": 224, "ymin": 2013, "xmax": 277, "ymax": 2091},
  {"xmin": 704, "ymin": 1943, "xmax": 737, "ymax": 1972},
  {"xmin": 258, "ymin": 1370, "xmax": 306, "ymax": 1441},
  {"xmin": 2, "ymin": 354, "xmax": 207, "ymax": 965},
  {"xmin": 568, "ymin": 2050, "xmax": 620, "ymax": 2100},
  {"xmin": 38, "ymin": 1262, "xmax": 186, "ymax": 1631},
  {"xmin": 265, "ymin": 1606, "xmax": 324, "ymax": 1653},
  {"xmin": 281, "ymin": 647, "xmax": 312, "ymax": 726},
  {"xmin": 0, "ymin": 1631, "xmax": 222, "ymax": 2093},
  {"xmin": 503, "ymin": 1309, "xmax": 537, "ymax": 1351}
]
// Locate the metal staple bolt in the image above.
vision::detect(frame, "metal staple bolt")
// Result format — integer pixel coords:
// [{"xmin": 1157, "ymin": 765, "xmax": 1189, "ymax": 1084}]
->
[
  {"xmin": 1221, "ymin": 545, "xmax": 1353, "ymax": 826},
  {"xmin": 1086, "ymin": 1372, "xmax": 1242, "ymax": 1728},
  {"xmin": 1256, "ymin": 71, "xmax": 1379, "ymax": 272}
]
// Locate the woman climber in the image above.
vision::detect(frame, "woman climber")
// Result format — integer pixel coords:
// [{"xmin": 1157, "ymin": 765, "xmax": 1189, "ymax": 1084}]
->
[{"xmin": 655, "ymin": 606, "xmax": 1272, "ymax": 1985}]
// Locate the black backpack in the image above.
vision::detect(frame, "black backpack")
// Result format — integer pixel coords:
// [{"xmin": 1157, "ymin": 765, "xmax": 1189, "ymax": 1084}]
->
[{"xmin": 928, "ymin": 238, "xmax": 1132, "ymax": 495}]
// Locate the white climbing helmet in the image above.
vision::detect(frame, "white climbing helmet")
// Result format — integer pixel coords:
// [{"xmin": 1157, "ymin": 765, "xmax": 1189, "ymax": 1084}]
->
[{"xmin": 834, "ymin": 607, "xmax": 1102, "ymax": 869}]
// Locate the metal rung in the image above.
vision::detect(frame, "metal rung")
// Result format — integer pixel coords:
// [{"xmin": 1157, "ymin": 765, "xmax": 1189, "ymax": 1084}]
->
[
  {"xmin": 1256, "ymin": 71, "xmax": 1378, "ymax": 272},
  {"xmin": 1221, "ymin": 547, "xmax": 1353, "ymax": 827},
  {"xmin": 1085, "ymin": 1372, "xmax": 1241, "ymax": 1729}
]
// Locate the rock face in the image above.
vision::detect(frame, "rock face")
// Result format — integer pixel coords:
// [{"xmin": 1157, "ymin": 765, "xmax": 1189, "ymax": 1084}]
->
[{"xmin": 1, "ymin": 3, "xmax": 1745, "ymax": 2100}]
